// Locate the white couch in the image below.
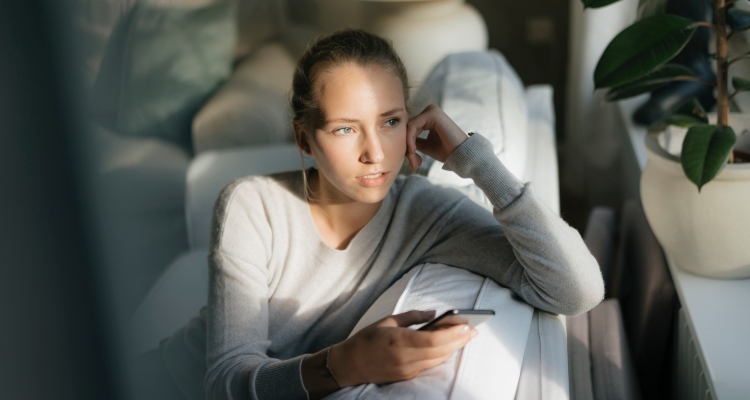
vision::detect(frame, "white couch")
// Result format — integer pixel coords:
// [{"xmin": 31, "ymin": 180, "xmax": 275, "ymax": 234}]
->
[
  {"xmin": 129, "ymin": 50, "xmax": 567, "ymax": 399},
  {"xmin": 80, "ymin": 0, "xmax": 320, "ymax": 319}
]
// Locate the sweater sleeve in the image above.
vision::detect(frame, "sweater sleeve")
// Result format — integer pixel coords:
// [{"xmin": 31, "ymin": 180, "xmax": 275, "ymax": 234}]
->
[
  {"xmin": 425, "ymin": 133, "xmax": 604, "ymax": 316},
  {"xmin": 204, "ymin": 180, "xmax": 309, "ymax": 400}
]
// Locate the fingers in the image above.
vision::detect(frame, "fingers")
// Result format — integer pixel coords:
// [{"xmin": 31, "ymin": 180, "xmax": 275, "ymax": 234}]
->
[
  {"xmin": 396, "ymin": 328, "xmax": 478, "ymax": 377},
  {"xmin": 384, "ymin": 310, "xmax": 436, "ymax": 328},
  {"xmin": 352, "ymin": 314, "xmax": 479, "ymax": 385},
  {"xmin": 405, "ymin": 104, "xmax": 467, "ymax": 166},
  {"xmin": 405, "ymin": 105, "xmax": 436, "ymax": 155},
  {"xmin": 406, "ymin": 149, "xmax": 423, "ymax": 172},
  {"xmin": 409, "ymin": 323, "xmax": 476, "ymax": 348},
  {"xmin": 405, "ymin": 109, "xmax": 434, "ymax": 171}
]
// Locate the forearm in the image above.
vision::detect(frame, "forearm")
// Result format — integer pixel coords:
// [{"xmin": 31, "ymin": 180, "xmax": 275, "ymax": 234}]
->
[
  {"xmin": 207, "ymin": 251, "xmax": 310, "ymax": 400},
  {"xmin": 442, "ymin": 134, "xmax": 604, "ymax": 315},
  {"xmin": 206, "ymin": 355, "xmax": 309, "ymax": 400}
]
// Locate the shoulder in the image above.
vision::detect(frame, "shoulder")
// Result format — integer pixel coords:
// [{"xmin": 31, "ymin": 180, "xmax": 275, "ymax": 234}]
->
[
  {"xmin": 215, "ymin": 170, "xmax": 303, "ymax": 208},
  {"xmin": 391, "ymin": 175, "xmax": 499, "ymax": 235},
  {"xmin": 210, "ymin": 170, "xmax": 305, "ymax": 248}
]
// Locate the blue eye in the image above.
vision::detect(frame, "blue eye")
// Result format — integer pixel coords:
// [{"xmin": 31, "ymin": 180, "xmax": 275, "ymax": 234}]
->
[
  {"xmin": 334, "ymin": 126, "xmax": 353, "ymax": 135},
  {"xmin": 385, "ymin": 118, "xmax": 399, "ymax": 127}
]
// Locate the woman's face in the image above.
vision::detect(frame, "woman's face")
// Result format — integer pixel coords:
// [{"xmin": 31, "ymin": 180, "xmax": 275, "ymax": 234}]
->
[{"xmin": 306, "ymin": 62, "xmax": 407, "ymax": 205}]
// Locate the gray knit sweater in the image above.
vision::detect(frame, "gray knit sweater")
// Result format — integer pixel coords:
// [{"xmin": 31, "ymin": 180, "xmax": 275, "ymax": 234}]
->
[{"xmin": 200, "ymin": 134, "xmax": 604, "ymax": 400}]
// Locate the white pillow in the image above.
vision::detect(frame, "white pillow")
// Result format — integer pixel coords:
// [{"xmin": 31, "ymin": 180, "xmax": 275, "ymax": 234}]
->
[
  {"xmin": 326, "ymin": 263, "xmax": 535, "ymax": 400},
  {"xmin": 412, "ymin": 51, "xmax": 529, "ymax": 188}
]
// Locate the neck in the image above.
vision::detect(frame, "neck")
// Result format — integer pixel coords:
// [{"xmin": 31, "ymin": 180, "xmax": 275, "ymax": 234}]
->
[{"xmin": 307, "ymin": 171, "xmax": 383, "ymax": 250}]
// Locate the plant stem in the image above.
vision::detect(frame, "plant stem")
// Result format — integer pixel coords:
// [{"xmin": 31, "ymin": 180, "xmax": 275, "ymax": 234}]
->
[
  {"xmin": 728, "ymin": 53, "xmax": 750, "ymax": 66},
  {"xmin": 673, "ymin": 76, "xmax": 718, "ymax": 87},
  {"xmin": 716, "ymin": 0, "xmax": 730, "ymax": 127}
]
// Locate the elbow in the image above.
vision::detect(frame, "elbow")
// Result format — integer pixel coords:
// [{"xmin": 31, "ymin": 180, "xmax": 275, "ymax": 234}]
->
[
  {"xmin": 556, "ymin": 243, "xmax": 606, "ymax": 316},
  {"xmin": 560, "ymin": 271, "xmax": 605, "ymax": 316}
]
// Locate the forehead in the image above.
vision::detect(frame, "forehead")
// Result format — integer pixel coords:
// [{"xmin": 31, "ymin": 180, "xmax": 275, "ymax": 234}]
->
[{"xmin": 315, "ymin": 63, "xmax": 406, "ymax": 120}]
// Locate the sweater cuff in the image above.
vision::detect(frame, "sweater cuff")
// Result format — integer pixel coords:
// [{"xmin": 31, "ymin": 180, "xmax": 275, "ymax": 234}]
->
[
  {"xmin": 253, "ymin": 355, "xmax": 309, "ymax": 400},
  {"xmin": 442, "ymin": 133, "xmax": 525, "ymax": 209}
]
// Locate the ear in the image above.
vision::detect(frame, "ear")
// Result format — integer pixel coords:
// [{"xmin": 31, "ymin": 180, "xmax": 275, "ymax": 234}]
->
[{"xmin": 293, "ymin": 120, "xmax": 312, "ymax": 156}]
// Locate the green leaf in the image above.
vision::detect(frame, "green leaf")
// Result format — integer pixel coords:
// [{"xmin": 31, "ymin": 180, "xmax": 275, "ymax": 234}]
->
[
  {"xmin": 606, "ymin": 63, "xmax": 695, "ymax": 101},
  {"xmin": 648, "ymin": 97, "xmax": 708, "ymax": 132},
  {"xmin": 733, "ymin": 76, "xmax": 750, "ymax": 91},
  {"xmin": 681, "ymin": 125, "xmax": 736, "ymax": 191},
  {"xmin": 728, "ymin": 7, "xmax": 750, "ymax": 31},
  {"xmin": 581, "ymin": 0, "xmax": 623, "ymax": 8},
  {"xmin": 637, "ymin": 0, "xmax": 668, "ymax": 20},
  {"xmin": 594, "ymin": 15, "xmax": 698, "ymax": 89}
]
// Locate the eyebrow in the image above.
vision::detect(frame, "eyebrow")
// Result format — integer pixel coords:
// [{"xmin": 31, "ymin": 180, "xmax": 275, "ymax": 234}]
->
[{"xmin": 324, "ymin": 108, "xmax": 405, "ymax": 125}]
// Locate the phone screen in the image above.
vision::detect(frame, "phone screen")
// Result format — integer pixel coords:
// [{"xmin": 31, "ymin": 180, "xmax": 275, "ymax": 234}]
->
[{"xmin": 417, "ymin": 309, "xmax": 495, "ymax": 331}]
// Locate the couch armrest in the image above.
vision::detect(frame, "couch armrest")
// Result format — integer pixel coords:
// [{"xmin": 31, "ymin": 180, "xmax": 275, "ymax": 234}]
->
[
  {"xmin": 524, "ymin": 85, "xmax": 559, "ymax": 216},
  {"xmin": 568, "ymin": 298, "xmax": 641, "ymax": 400}
]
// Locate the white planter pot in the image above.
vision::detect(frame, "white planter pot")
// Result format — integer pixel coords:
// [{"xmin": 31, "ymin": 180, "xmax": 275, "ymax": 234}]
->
[
  {"xmin": 640, "ymin": 115, "xmax": 750, "ymax": 279},
  {"xmin": 361, "ymin": 0, "xmax": 488, "ymax": 89}
]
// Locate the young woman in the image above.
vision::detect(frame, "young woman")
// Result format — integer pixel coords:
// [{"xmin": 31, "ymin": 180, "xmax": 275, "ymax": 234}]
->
[{"xmin": 185, "ymin": 29, "xmax": 605, "ymax": 400}]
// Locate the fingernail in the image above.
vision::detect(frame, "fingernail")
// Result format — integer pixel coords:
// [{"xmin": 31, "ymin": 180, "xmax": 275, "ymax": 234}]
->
[
  {"xmin": 460, "ymin": 325, "xmax": 470, "ymax": 334},
  {"xmin": 470, "ymin": 329, "xmax": 479, "ymax": 338},
  {"xmin": 424, "ymin": 309, "xmax": 436, "ymax": 316}
]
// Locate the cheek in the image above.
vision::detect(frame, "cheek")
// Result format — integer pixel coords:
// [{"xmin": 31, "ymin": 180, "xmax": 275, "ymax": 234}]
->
[
  {"xmin": 386, "ymin": 129, "xmax": 408, "ymax": 158},
  {"xmin": 311, "ymin": 139, "xmax": 355, "ymax": 175}
]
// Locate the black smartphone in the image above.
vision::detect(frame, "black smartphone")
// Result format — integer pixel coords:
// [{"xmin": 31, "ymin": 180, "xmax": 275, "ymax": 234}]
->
[{"xmin": 417, "ymin": 309, "xmax": 495, "ymax": 331}]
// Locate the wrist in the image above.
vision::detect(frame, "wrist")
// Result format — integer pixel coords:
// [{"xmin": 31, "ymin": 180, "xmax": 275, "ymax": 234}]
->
[
  {"xmin": 328, "ymin": 340, "xmax": 360, "ymax": 387},
  {"xmin": 325, "ymin": 345, "xmax": 342, "ymax": 389},
  {"xmin": 301, "ymin": 348, "xmax": 340, "ymax": 399}
]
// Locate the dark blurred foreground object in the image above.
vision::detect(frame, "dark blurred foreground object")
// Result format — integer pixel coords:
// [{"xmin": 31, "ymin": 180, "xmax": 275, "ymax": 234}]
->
[
  {"xmin": 0, "ymin": 1, "xmax": 117, "ymax": 399},
  {"xmin": 633, "ymin": 0, "xmax": 716, "ymax": 126},
  {"xmin": 568, "ymin": 200, "xmax": 677, "ymax": 400}
]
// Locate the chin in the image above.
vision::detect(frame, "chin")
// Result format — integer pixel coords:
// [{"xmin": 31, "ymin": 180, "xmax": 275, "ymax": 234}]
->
[{"xmin": 350, "ymin": 187, "xmax": 391, "ymax": 204}]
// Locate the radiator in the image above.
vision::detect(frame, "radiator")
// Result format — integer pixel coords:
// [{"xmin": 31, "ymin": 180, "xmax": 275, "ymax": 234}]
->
[{"xmin": 676, "ymin": 308, "xmax": 716, "ymax": 400}]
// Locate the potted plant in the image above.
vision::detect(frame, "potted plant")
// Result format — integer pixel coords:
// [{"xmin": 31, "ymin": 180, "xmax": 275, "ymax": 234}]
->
[{"xmin": 583, "ymin": 0, "xmax": 750, "ymax": 278}]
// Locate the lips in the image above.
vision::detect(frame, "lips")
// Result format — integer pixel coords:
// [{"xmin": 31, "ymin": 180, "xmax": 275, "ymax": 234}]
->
[{"xmin": 356, "ymin": 171, "xmax": 389, "ymax": 187}]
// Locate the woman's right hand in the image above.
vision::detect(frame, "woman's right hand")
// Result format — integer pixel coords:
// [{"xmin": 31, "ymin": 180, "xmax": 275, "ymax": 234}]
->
[{"xmin": 329, "ymin": 310, "xmax": 478, "ymax": 386}]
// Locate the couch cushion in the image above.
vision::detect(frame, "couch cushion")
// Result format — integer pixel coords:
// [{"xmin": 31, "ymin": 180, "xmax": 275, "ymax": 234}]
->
[
  {"xmin": 411, "ymin": 53, "xmax": 557, "ymax": 214},
  {"xmin": 76, "ymin": 0, "xmax": 278, "ymax": 87},
  {"xmin": 90, "ymin": 0, "xmax": 236, "ymax": 148},
  {"xmin": 192, "ymin": 42, "xmax": 296, "ymax": 153}
]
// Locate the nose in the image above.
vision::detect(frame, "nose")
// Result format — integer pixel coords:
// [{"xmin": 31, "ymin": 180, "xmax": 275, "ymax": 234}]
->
[{"xmin": 359, "ymin": 130, "xmax": 385, "ymax": 164}]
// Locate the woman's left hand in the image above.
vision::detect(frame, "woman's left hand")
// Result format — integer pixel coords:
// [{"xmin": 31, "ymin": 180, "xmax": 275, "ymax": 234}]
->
[{"xmin": 406, "ymin": 104, "xmax": 468, "ymax": 171}]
